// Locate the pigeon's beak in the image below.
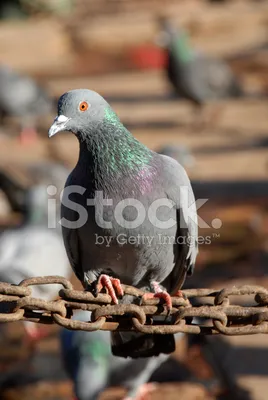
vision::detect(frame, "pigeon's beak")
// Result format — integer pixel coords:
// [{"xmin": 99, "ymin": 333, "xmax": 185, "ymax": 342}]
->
[{"xmin": 48, "ymin": 115, "xmax": 70, "ymax": 138}]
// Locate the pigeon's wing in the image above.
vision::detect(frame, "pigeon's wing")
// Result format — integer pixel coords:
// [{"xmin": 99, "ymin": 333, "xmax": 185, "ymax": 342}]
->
[
  {"xmin": 61, "ymin": 187, "xmax": 84, "ymax": 284},
  {"xmin": 160, "ymin": 154, "xmax": 198, "ymax": 294},
  {"xmin": 61, "ymin": 215, "xmax": 84, "ymax": 284},
  {"xmin": 187, "ymin": 54, "xmax": 242, "ymax": 99}
]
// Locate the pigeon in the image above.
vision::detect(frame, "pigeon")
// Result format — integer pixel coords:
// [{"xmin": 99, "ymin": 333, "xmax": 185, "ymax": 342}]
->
[
  {"xmin": 158, "ymin": 18, "xmax": 243, "ymax": 124},
  {"xmin": 60, "ymin": 311, "xmax": 182, "ymax": 400},
  {"xmin": 0, "ymin": 167, "xmax": 71, "ymax": 343},
  {"xmin": 0, "ymin": 65, "xmax": 53, "ymax": 144},
  {"xmin": 0, "ymin": 169, "xmax": 27, "ymax": 214},
  {"xmin": 48, "ymin": 89, "xmax": 198, "ymax": 358},
  {"xmin": 157, "ymin": 144, "xmax": 195, "ymax": 169}
]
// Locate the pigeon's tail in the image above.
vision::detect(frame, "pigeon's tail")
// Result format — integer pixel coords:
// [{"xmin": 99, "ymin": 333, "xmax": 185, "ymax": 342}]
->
[
  {"xmin": 111, "ymin": 331, "xmax": 175, "ymax": 358},
  {"xmin": 230, "ymin": 78, "xmax": 267, "ymax": 99}
]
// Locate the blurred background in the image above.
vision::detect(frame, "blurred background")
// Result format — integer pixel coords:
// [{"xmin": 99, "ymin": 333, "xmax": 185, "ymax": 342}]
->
[{"xmin": 0, "ymin": 0, "xmax": 267, "ymax": 399}]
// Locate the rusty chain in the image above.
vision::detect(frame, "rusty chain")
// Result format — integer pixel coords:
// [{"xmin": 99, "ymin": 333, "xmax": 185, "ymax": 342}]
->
[{"xmin": 1, "ymin": 276, "xmax": 268, "ymax": 335}]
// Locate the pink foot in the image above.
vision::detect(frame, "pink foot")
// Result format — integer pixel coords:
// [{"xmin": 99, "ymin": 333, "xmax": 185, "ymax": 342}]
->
[
  {"xmin": 174, "ymin": 289, "xmax": 186, "ymax": 299},
  {"xmin": 97, "ymin": 274, "xmax": 124, "ymax": 304},
  {"xmin": 24, "ymin": 322, "xmax": 50, "ymax": 342},
  {"xmin": 142, "ymin": 281, "xmax": 172, "ymax": 312},
  {"xmin": 124, "ymin": 383, "xmax": 158, "ymax": 400},
  {"xmin": 23, "ymin": 322, "xmax": 50, "ymax": 355}
]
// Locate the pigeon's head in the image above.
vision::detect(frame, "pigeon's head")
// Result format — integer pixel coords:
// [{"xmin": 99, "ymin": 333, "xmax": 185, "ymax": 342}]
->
[
  {"xmin": 156, "ymin": 17, "xmax": 186, "ymax": 48},
  {"xmin": 48, "ymin": 89, "xmax": 109, "ymax": 138}
]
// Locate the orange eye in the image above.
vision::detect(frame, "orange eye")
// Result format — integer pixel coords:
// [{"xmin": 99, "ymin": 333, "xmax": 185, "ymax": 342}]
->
[{"xmin": 79, "ymin": 101, "xmax": 89, "ymax": 112}]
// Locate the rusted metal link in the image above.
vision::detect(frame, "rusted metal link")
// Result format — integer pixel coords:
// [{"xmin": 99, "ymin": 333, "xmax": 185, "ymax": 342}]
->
[
  {"xmin": 19, "ymin": 276, "xmax": 74, "ymax": 290},
  {"xmin": 60, "ymin": 288, "xmax": 113, "ymax": 304},
  {"xmin": 215, "ymin": 285, "xmax": 268, "ymax": 305},
  {"xmin": 0, "ymin": 282, "xmax": 31, "ymax": 297},
  {"xmin": 93, "ymin": 304, "xmax": 147, "ymax": 325},
  {"xmin": 14, "ymin": 297, "xmax": 67, "ymax": 317},
  {"xmin": 0, "ymin": 309, "xmax": 25, "ymax": 322},
  {"xmin": 52, "ymin": 313, "xmax": 107, "ymax": 331},
  {"xmin": 0, "ymin": 278, "xmax": 268, "ymax": 335}
]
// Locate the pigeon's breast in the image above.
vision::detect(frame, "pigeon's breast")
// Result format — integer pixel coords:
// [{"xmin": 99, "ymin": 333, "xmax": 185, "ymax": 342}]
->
[
  {"xmin": 76, "ymin": 189, "xmax": 178, "ymax": 286},
  {"xmin": 63, "ymin": 164, "xmax": 179, "ymax": 286}
]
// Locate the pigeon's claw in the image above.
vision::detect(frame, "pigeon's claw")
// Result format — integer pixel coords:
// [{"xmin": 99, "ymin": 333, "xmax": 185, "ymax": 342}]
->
[
  {"xmin": 96, "ymin": 274, "xmax": 124, "ymax": 304},
  {"xmin": 142, "ymin": 291, "xmax": 172, "ymax": 313},
  {"xmin": 142, "ymin": 281, "xmax": 172, "ymax": 313},
  {"xmin": 174, "ymin": 289, "xmax": 187, "ymax": 300}
]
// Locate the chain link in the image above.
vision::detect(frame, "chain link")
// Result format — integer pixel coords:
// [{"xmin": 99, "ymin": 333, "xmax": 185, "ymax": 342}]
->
[{"xmin": 1, "ymin": 276, "xmax": 268, "ymax": 335}]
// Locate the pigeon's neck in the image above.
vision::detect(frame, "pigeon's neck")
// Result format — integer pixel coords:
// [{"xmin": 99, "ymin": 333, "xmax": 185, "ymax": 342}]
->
[
  {"xmin": 170, "ymin": 31, "xmax": 194, "ymax": 64},
  {"xmin": 77, "ymin": 107, "xmax": 158, "ymax": 193}
]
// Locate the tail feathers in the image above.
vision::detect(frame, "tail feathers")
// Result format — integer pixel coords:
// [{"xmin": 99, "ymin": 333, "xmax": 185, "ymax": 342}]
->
[
  {"xmin": 231, "ymin": 79, "xmax": 267, "ymax": 99},
  {"xmin": 111, "ymin": 331, "xmax": 175, "ymax": 359}
]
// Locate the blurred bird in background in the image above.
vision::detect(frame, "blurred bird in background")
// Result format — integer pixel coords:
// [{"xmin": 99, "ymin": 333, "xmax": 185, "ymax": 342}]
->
[
  {"xmin": 157, "ymin": 17, "xmax": 243, "ymax": 128},
  {"xmin": 60, "ymin": 311, "xmax": 184, "ymax": 400},
  {"xmin": 0, "ymin": 65, "xmax": 53, "ymax": 145},
  {"xmin": 0, "ymin": 163, "xmax": 71, "ymax": 347}
]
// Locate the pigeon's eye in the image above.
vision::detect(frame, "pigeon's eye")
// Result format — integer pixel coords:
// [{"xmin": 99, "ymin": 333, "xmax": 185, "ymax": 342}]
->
[{"xmin": 79, "ymin": 101, "xmax": 89, "ymax": 112}]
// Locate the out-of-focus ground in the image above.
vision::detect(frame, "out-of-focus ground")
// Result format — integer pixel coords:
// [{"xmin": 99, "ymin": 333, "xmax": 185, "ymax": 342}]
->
[{"xmin": 0, "ymin": 0, "xmax": 268, "ymax": 399}]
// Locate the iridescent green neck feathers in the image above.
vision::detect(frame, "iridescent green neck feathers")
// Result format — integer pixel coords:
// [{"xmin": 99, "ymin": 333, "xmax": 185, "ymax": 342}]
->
[
  {"xmin": 171, "ymin": 32, "xmax": 194, "ymax": 64},
  {"xmin": 79, "ymin": 107, "xmax": 155, "ymax": 181}
]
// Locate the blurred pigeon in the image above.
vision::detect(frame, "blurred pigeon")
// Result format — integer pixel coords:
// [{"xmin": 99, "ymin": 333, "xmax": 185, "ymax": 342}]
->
[
  {"xmin": 0, "ymin": 169, "xmax": 27, "ymax": 214},
  {"xmin": 27, "ymin": 161, "xmax": 70, "ymax": 225},
  {"xmin": 0, "ymin": 65, "xmax": 53, "ymax": 144},
  {"xmin": 60, "ymin": 311, "xmax": 183, "ymax": 400},
  {"xmin": 0, "ymin": 167, "xmax": 71, "ymax": 343},
  {"xmin": 157, "ymin": 144, "xmax": 195, "ymax": 169},
  {"xmin": 28, "ymin": 162, "xmax": 71, "ymax": 188},
  {"xmin": 48, "ymin": 89, "xmax": 198, "ymax": 358},
  {"xmin": 158, "ymin": 18, "xmax": 243, "ymax": 124}
]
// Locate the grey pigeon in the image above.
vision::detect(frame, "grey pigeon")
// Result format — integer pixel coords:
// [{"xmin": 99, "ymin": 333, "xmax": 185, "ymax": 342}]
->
[
  {"xmin": 60, "ymin": 311, "xmax": 183, "ymax": 400},
  {"xmin": 48, "ymin": 89, "xmax": 198, "ymax": 358},
  {"xmin": 157, "ymin": 144, "xmax": 195, "ymax": 169},
  {"xmin": 27, "ymin": 161, "xmax": 70, "ymax": 228},
  {"xmin": 158, "ymin": 18, "xmax": 243, "ymax": 107},
  {"xmin": 0, "ymin": 171, "xmax": 71, "ymax": 341},
  {"xmin": 0, "ymin": 65, "xmax": 53, "ymax": 143}
]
